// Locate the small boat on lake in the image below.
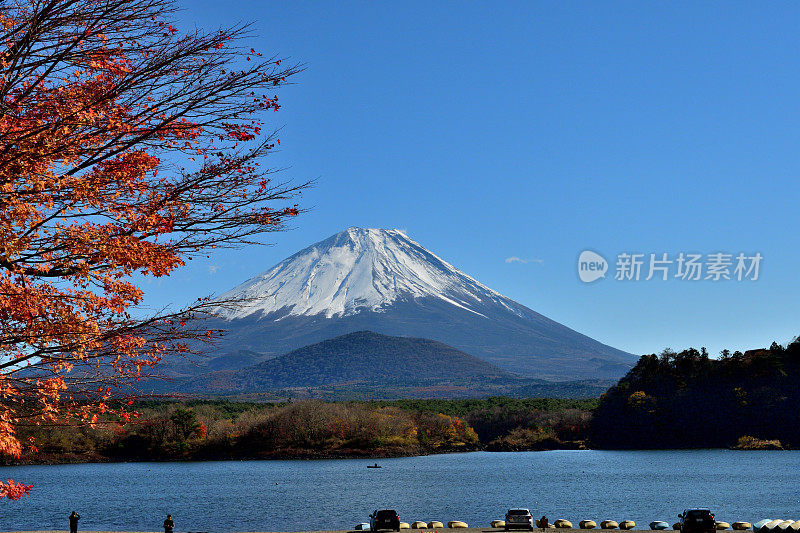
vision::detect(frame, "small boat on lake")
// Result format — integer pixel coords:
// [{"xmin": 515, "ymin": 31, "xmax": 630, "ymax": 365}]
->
[{"xmin": 367, "ymin": 463, "xmax": 381, "ymax": 468}]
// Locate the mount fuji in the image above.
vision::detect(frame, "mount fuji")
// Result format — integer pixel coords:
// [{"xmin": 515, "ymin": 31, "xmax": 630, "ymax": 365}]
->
[{"xmin": 200, "ymin": 227, "xmax": 635, "ymax": 381}]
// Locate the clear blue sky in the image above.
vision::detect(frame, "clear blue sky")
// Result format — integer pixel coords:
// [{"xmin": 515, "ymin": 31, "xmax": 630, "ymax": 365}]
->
[{"xmin": 144, "ymin": 1, "xmax": 800, "ymax": 357}]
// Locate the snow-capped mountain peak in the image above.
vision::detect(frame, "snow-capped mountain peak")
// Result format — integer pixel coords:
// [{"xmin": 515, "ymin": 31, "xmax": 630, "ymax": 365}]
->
[
  {"xmin": 214, "ymin": 227, "xmax": 524, "ymax": 320},
  {"xmin": 202, "ymin": 226, "xmax": 635, "ymax": 381}
]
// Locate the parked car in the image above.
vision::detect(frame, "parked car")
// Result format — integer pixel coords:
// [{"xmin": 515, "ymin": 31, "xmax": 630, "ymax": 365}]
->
[
  {"xmin": 370, "ymin": 509, "xmax": 401, "ymax": 532},
  {"xmin": 679, "ymin": 509, "xmax": 716, "ymax": 533},
  {"xmin": 505, "ymin": 509, "xmax": 534, "ymax": 531}
]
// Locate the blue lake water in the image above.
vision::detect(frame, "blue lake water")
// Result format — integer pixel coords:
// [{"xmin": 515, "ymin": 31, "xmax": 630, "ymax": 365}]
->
[{"xmin": 1, "ymin": 450, "xmax": 798, "ymax": 532}]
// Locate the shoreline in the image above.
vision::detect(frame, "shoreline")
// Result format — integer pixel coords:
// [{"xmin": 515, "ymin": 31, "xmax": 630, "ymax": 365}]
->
[
  {"xmin": 1, "ymin": 445, "xmax": 793, "ymax": 467},
  {"xmin": 2, "ymin": 530, "xmax": 688, "ymax": 533},
  {"xmin": 0, "ymin": 444, "xmax": 792, "ymax": 467}
]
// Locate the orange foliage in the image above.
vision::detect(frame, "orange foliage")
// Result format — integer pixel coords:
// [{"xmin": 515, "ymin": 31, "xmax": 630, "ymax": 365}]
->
[{"xmin": 0, "ymin": 0, "xmax": 305, "ymax": 498}]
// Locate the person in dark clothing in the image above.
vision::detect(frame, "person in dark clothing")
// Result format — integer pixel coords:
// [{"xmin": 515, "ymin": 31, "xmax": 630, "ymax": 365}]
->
[
  {"xmin": 69, "ymin": 511, "xmax": 80, "ymax": 533},
  {"xmin": 540, "ymin": 516, "xmax": 549, "ymax": 532},
  {"xmin": 164, "ymin": 514, "xmax": 174, "ymax": 533}
]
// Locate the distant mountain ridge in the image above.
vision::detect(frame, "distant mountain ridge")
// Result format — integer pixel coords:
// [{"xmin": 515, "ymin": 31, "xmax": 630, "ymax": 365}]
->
[
  {"xmin": 168, "ymin": 331, "xmax": 615, "ymax": 399},
  {"xmin": 196, "ymin": 227, "xmax": 635, "ymax": 381},
  {"xmin": 177, "ymin": 330, "xmax": 512, "ymax": 393}
]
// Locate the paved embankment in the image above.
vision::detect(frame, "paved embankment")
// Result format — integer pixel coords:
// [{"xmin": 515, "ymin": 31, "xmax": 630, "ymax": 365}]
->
[{"xmin": 5, "ymin": 529, "xmax": 679, "ymax": 533}]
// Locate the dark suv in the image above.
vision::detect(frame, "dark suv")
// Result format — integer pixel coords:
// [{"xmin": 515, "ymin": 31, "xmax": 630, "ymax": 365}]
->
[
  {"xmin": 370, "ymin": 509, "xmax": 400, "ymax": 532},
  {"xmin": 679, "ymin": 509, "xmax": 716, "ymax": 533}
]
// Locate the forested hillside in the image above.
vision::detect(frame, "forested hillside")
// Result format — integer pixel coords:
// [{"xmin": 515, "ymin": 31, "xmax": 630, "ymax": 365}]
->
[
  {"xmin": 590, "ymin": 338, "xmax": 800, "ymax": 449},
  {"xmin": 3, "ymin": 398, "xmax": 595, "ymax": 463},
  {"xmin": 177, "ymin": 331, "xmax": 512, "ymax": 393},
  {"xmin": 6, "ymin": 338, "xmax": 797, "ymax": 465}
]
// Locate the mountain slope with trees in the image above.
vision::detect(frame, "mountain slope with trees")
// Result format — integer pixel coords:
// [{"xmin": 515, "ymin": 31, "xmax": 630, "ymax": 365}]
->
[
  {"xmin": 176, "ymin": 331, "xmax": 514, "ymax": 392},
  {"xmin": 590, "ymin": 338, "xmax": 800, "ymax": 449}
]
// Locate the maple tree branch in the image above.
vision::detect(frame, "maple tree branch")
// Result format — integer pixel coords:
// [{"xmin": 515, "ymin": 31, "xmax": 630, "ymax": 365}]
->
[{"xmin": 0, "ymin": 0, "xmax": 308, "ymax": 492}]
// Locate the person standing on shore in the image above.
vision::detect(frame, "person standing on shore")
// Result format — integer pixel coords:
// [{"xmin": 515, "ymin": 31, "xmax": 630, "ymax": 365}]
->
[
  {"xmin": 69, "ymin": 511, "xmax": 80, "ymax": 533},
  {"xmin": 164, "ymin": 514, "xmax": 174, "ymax": 533},
  {"xmin": 540, "ymin": 516, "xmax": 548, "ymax": 532}
]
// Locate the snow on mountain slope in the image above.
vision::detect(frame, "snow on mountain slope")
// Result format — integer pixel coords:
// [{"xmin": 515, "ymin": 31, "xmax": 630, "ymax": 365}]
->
[
  {"xmin": 197, "ymin": 227, "xmax": 636, "ymax": 381},
  {"xmin": 214, "ymin": 227, "xmax": 526, "ymax": 320}
]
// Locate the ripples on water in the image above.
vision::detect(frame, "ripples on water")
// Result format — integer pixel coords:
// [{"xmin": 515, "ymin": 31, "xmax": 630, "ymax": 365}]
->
[{"xmin": 1, "ymin": 450, "xmax": 798, "ymax": 532}]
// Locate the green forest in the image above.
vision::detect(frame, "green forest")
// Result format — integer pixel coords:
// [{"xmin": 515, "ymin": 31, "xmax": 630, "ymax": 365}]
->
[
  {"xmin": 3, "ymin": 338, "xmax": 798, "ymax": 465},
  {"xmin": 590, "ymin": 338, "xmax": 800, "ymax": 449}
]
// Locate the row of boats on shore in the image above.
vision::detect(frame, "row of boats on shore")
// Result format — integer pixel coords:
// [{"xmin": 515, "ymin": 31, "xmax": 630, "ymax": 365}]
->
[
  {"xmin": 353, "ymin": 519, "xmax": 800, "ymax": 532},
  {"xmin": 633, "ymin": 520, "xmax": 799, "ymax": 532},
  {"xmin": 751, "ymin": 520, "xmax": 800, "ymax": 532}
]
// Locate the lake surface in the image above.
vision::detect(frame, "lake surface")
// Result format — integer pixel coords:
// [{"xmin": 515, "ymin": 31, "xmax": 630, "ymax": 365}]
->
[{"xmin": 1, "ymin": 450, "xmax": 798, "ymax": 532}]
